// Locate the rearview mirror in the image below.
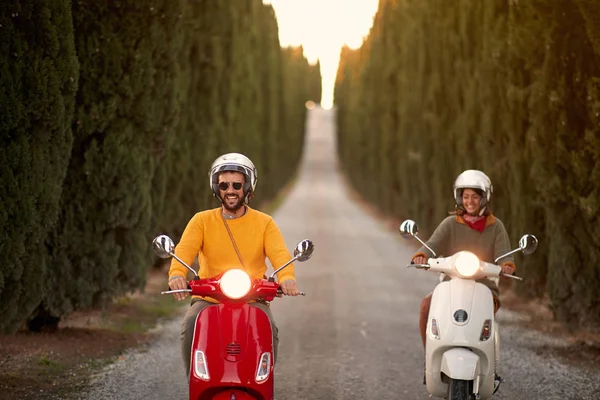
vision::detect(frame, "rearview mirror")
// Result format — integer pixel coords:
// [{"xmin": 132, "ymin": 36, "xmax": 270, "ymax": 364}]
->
[
  {"xmin": 294, "ymin": 239, "xmax": 315, "ymax": 262},
  {"xmin": 495, "ymin": 233, "xmax": 539, "ymax": 263},
  {"xmin": 152, "ymin": 235, "xmax": 175, "ymax": 259},
  {"xmin": 399, "ymin": 220, "xmax": 419, "ymax": 238},
  {"xmin": 519, "ymin": 234, "xmax": 538, "ymax": 255}
]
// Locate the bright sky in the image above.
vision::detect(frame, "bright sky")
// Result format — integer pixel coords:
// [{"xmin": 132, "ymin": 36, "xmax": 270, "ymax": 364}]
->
[{"xmin": 264, "ymin": 0, "xmax": 379, "ymax": 109}]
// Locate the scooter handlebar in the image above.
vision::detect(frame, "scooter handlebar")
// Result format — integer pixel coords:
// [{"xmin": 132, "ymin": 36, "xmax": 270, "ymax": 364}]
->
[
  {"xmin": 406, "ymin": 263, "xmax": 430, "ymax": 269},
  {"xmin": 500, "ymin": 273, "xmax": 523, "ymax": 281},
  {"xmin": 160, "ymin": 289, "xmax": 192, "ymax": 295},
  {"xmin": 276, "ymin": 288, "xmax": 306, "ymax": 296},
  {"xmin": 406, "ymin": 262, "xmax": 524, "ymax": 281},
  {"xmin": 160, "ymin": 278, "xmax": 308, "ymax": 298}
]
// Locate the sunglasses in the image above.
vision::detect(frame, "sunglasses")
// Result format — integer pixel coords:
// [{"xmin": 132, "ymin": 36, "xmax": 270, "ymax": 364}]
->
[{"xmin": 218, "ymin": 181, "xmax": 243, "ymax": 191}]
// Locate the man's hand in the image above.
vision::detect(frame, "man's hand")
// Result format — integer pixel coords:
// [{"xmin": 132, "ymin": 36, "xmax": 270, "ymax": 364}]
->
[
  {"xmin": 168, "ymin": 276, "xmax": 189, "ymax": 301},
  {"xmin": 280, "ymin": 279, "xmax": 300, "ymax": 296},
  {"xmin": 501, "ymin": 264, "xmax": 515, "ymax": 276}
]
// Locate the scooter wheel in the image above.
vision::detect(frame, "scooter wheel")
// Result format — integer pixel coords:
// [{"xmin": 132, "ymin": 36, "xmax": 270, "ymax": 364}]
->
[{"xmin": 447, "ymin": 378, "xmax": 472, "ymax": 400}]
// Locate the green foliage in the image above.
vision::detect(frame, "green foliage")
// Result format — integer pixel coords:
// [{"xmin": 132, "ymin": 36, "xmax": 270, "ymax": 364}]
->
[
  {"xmin": 516, "ymin": 1, "xmax": 600, "ymax": 326},
  {"xmin": 0, "ymin": 0, "xmax": 78, "ymax": 333},
  {"xmin": 0, "ymin": 0, "xmax": 320, "ymax": 332},
  {"xmin": 39, "ymin": 0, "xmax": 184, "ymax": 320},
  {"xmin": 335, "ymin": 0, "xmax": 600, "ymax": 329},
  {"xmin": 306, "ymin": 60, "xmax": 322, "ymax": 104}
]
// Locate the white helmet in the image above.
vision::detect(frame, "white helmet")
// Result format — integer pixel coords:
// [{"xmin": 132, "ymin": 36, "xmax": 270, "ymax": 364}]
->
[
  {"xmin": 209, "ymin": 153, "xmax": 258, "ymax": 203},
  {"xmin": 453, "ymin": 169, "xmax": 493, "ymax": 208}
]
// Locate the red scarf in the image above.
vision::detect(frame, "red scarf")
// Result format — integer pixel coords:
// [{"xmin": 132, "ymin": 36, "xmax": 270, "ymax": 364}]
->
[{"xmin": 463, "ymin": 214, "xmax": 486, "ymax": 232}]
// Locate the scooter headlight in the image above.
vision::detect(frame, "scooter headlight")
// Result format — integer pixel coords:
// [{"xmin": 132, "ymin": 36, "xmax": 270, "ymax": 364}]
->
[
  {"xmin": 220, "ymin": 269, "xmax": 252, "ymax": 299},
  {"xmin": 454, "ymin": 251, "xmax": 480, "ymax": 277}
]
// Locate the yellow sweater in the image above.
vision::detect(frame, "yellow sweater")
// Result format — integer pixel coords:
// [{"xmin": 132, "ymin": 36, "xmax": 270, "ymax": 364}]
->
[{"xmin": 168, "ymin": 207, "xmax": 296, "ymax": 301}]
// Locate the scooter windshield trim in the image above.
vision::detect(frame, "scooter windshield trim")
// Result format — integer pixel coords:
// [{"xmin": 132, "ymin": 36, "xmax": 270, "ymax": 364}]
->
[{"xmin": 220, "ymin": 269, "xmax": 252, "ymax": 299}]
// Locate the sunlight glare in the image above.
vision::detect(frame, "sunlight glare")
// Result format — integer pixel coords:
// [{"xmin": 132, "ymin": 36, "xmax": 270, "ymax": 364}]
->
[{"xmin": 264, "ymin": 0, "xmax": 379, "ymax": 109}]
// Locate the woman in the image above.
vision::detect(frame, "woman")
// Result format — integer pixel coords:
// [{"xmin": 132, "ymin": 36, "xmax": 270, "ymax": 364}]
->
[{"xmin": 411, "ymin": 169, "xmax": 516, "ymax": 349}]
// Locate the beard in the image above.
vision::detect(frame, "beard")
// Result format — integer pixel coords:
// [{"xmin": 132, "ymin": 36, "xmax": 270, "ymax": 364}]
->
[{"xmin": 222, "ymin": 194, "xmax": 245, "ymax": 212}]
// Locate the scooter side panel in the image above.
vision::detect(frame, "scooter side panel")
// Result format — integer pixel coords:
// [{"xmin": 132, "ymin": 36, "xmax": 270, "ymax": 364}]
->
[
  {"xmin": 425, "ymin": 281, "xmax": 496, "ymax": 398},
  {"xmin": 189, "ymin": 303, "xmax": 274, "ymax": 400}
]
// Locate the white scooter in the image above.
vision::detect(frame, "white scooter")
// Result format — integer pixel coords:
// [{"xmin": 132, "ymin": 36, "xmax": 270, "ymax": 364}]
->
[{"xmin": 399, "ymin": 219, "xmax": 538, "ymax": 400}]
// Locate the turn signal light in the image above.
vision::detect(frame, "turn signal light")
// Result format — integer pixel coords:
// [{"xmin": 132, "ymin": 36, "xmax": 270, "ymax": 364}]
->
[
  {"xmin": 431, "ymin": 318, "xmax": 440, "ymax": 340},
  {"xmin": 480, "ymin": 319, "xmax": 492, "ymax": 341}
]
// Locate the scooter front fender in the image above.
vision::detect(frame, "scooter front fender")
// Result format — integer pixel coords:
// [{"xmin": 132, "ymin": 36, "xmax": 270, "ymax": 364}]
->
[
  {"xmin": 440, "ymin": 348, "xmax": 480, "ymax": 380},
  {"xmin": 213, "ymin": 389, "xmax": 258, "ymax": 399}
]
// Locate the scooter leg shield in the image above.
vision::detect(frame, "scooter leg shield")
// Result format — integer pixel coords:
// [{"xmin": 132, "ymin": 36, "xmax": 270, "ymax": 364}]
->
[{"xmin": 440, "ymin": 348, "xmax": 481, "ymax": 381}]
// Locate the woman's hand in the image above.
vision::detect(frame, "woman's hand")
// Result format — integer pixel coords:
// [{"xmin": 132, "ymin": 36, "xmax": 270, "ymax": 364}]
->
[
  {"xmin": 412, "ymin": 256, "xmax": 428, "ymax": 265},
  {"xmin": 501, "ymin": 264, "xmax": 515, "ymax": 275}
]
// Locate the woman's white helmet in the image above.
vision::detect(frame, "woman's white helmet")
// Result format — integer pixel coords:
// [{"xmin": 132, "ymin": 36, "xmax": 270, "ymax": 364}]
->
[
  {"xmin": 453, "ymin": 169, "xmax": 493, "ymax": 209},
  {"xmin": 209, "ymin": 153, "xmax": 258, "ymax": 204}
]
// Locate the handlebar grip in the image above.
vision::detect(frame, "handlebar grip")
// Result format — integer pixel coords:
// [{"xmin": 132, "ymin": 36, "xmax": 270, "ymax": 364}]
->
[
  {"xmin": 161, "ymin": 288, "xmax": 192, "ymax": 295},
  {"xmin": 501, "ymin": 273, "xmax": 523, "ymax": 281},
  {"xmin": 276, "ymin": 288, "xmax": 306, "ymax": 296},
  {"xmin": 406, "ymin": 264, "xmax": 429, "ymax": 269}
]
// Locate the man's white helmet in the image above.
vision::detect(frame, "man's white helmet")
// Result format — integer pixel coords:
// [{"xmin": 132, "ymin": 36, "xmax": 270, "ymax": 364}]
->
[
  {"xmin": 453, "ymin": 169, "xmax": 493, "ymax": 208},
  {"xmin": 209, "ymin": 153, "xmax": 257, "ymax": 203}
]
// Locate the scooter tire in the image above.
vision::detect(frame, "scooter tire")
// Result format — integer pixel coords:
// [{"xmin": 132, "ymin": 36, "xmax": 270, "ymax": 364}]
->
[{"xmin": 447, "ymin": 378, "xmax": 472, "ymax": 400}]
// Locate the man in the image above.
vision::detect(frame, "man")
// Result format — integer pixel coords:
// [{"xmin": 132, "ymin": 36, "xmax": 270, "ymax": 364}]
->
[{"xmin": 167, "ymin": 152, "xmax": 300, "ymax": 377}]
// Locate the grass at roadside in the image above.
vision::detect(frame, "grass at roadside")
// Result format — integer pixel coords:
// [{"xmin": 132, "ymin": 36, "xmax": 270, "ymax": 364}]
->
[{"xmin": 0, "ymin": 267, "xmax": 187, "ymax": 400}]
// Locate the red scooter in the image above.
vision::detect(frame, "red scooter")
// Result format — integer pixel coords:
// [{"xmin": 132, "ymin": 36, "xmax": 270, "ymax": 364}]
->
[{"xmin": 152, "ymin": 235, "xmax": 314, "ymax": 400}]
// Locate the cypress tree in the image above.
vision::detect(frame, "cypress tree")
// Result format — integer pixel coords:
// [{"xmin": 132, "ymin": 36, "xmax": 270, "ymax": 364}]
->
[
  {"xmin": 0, "ymin": 0, "xmax": 323, "ymax": 329},
  {"xmin": 39, "ymin": 0, "xmax": 184, "ymax": 321},
  {"xmin": 523, "ymin": 1, "xmax": 600, "ymax": 327},
  {"xmin": 255, "ymin": 3, "xmax": 283, "ymax": 203},
  {"xmin": 0, "ymin": 1, "xmax": 78, "ymax": 333},
  {"xmin": 306, "ymin": 60, "xmax": 322, "ymax": 104},
  {"xmin": 334, "ymin": 0, "xmax": 600, "ymax": 329}
]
